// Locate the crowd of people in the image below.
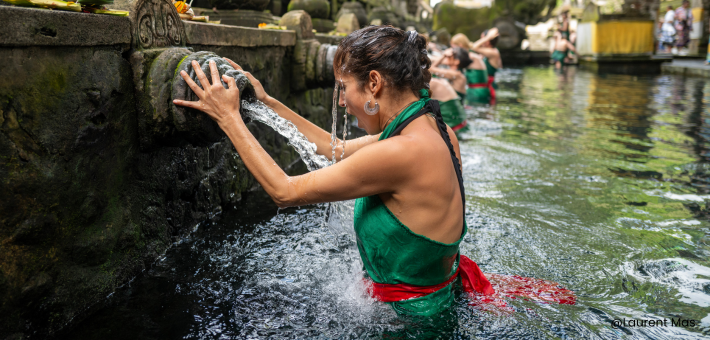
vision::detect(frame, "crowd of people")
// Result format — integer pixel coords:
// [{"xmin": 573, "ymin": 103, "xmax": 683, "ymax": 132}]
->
[
  {"xmin": 659, "ymin": 0, "xmax": 694, "ymax": 55},
  {"xmin": 424, "ymin": 9, "xmax": 579, "ymax": 131},
  {"xmin": 426, "ymin": 28, "xmax": 502, "ymax": 132}
]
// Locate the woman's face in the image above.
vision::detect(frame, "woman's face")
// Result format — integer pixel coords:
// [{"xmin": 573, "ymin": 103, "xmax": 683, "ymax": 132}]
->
[
  {"xmin": 337, "ymin": 73, "xmax": 380, "ymax": 134},
  {"xmin": 442, "ymin": 49, "xmax": 460, "ymax": 68}
]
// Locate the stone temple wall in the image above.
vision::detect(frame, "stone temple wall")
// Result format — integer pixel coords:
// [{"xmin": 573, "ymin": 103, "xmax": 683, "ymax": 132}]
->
[{"xmin": 0, "ymin": 5, "xmax": 341, "ymax": 338}]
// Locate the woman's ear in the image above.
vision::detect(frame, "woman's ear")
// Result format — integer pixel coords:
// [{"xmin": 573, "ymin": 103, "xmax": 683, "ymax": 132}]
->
[{"xmin": 369, "ymin": 70, "xmax": 383, "ymax": 98}]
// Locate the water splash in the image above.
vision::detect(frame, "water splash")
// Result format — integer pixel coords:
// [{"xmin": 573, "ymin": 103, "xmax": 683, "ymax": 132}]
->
[
  {"xmin": 239, "ymin": 92, "xmax": 355, "ymax": 238},
  {"xmin": 330, "ymin": 82, "xmax": 340, "ymax": 164},
  {"xmin": 341, "ymin": 103, "xmax": 348, "ymax": 162},
  {"xmin": 240, "ymin": 100, "xmax": 330, "ymax": 171}
]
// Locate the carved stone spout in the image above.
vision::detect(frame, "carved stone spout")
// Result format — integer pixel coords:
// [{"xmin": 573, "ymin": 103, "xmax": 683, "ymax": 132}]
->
[
  {"xmin": 136, "ymin": 49, "xmax": 255, "ymax": 148},
  {"xmin": 171, "ymin": 51, "xmax": 256, "ymax": 144}
]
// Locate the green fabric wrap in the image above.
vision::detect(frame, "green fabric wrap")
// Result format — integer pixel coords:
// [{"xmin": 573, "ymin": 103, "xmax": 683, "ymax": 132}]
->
[
  {"xmin": 483, "ymin": 57, "xmax": 498, "ymax": 90},
  {"xmin": 456, "ymin": 91, "xmax": 466, "ymax": 105},
  {"xmin": 440, "ymin": 99, "xmax": 466, "ymax": 128},
  {"xmin": 551, "ymin": 50, "xmax": 567, "ymax": 63},
  {"xmin": 465, "ymin": 69, "xmax": 490, "ymax": 105},
  {"xmin": 353, "ymin": 98, "xmax": 467, "ymax": 316}
]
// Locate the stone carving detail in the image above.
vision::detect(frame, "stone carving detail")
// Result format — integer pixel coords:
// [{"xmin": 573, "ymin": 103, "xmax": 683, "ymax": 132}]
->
[{"xmin": 131, "ymin": 0, "xmax": 187, "ymax": 49}]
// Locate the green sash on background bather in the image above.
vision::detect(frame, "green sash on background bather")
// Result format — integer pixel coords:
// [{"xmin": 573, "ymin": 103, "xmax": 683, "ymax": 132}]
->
[
  {"xmin": 465, "ymin": 68, "xmax": 490, "ymax": 105},
  {"xmin": 483, "ymin": 57, "xmax": 498, "ymax": 90}
]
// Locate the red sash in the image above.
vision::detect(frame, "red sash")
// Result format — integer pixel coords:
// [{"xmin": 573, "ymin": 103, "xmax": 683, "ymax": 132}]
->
[
  {"xmin": 365, "ymin": 255, "xmax": 576, "ymax": 308},
  {"xmin": 487, "ymin": 76, "xmax": 496, "ymax": 105},
  {"xmin": 365, "ymin": 255, "xmax": 494, "ymax": 302},
  {"xmin": 468, "ymin": 77, "xmax": 496, "ymax": 106},
  {"xmin": 451, "ymin": 120, "xmax": 468, "ymax": 132}
]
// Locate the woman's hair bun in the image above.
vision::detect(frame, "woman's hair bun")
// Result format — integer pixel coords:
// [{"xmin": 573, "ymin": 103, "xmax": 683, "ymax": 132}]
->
[{"xmin": 334, "ymin": 26, "xmax": 432, "ymax": 97}]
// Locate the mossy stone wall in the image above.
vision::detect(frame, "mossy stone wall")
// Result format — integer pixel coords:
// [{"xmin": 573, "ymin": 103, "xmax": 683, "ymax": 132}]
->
[{"xmin": 0, "ymin": 14, "xmax": 341, "ymax": 339}]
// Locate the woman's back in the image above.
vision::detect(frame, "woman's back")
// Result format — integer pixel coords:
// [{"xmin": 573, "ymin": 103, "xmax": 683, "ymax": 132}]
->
[
  {"xmin": 354, "ymin": 98, "xmax": 466, "ymax": 316},
  {"xmin": 374, "ymin": 115, "xmax": 464, "ymax": 243}
]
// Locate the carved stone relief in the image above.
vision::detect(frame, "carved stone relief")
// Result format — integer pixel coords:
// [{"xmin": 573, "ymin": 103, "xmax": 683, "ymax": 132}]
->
[{"xmin": 130, "ymin": 0, "xmax": 187, "ymax": 49}]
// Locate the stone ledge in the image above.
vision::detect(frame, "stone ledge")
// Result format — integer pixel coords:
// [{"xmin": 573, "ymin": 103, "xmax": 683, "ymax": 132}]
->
[
  {"xmin": 314, "ymin": 33, "xmax": 343, "ymax": 46},
  {"xmin": 0, "ymin": 6, "xmax": 131, "ymax": 47},
  {"xmin": 183, "ymin": 21, "xmax": 296, "ymax": 47},
  {"xmin": 661, "ymin": 60, "xmax": 710, "ymax": 78}
]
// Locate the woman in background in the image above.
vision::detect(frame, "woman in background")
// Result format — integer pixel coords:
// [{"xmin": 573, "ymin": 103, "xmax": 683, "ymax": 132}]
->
[
  {"xmin": 450, "ymin": 33, "xmax": 491, "ymax": 105},
  {"xmin": 429, "ymin": 48, "xmax": 472, "ymax": 129},
  {"xmin": 471, "ymin": 28, "xmax": 502, "ymax": 104}
]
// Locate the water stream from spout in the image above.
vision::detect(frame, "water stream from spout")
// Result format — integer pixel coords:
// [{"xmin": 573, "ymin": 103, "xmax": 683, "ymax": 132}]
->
[
  {"xmin": 238, "ymin": 84, "xmax": 356, "ymax": 238},
  {"xmin": 240, "ymin": 100, "xmax": 330, "ymax": 172},
  {"xmin": 330, "ymin": 82, "xmax": 340, "ymax": 164}
]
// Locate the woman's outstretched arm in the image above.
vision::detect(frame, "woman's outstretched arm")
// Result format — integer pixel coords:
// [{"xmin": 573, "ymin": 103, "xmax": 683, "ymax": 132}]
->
[
  {"xmin": 225, "ymin": 59, "xmax": 378, "ymax": 160},
  {"xmin": 173, "ymin": 60, "xmax": 412, "ymax": 207},
  {"xmin": 429, "ymin": 66, "xmax": 461, "ymax": 81}
]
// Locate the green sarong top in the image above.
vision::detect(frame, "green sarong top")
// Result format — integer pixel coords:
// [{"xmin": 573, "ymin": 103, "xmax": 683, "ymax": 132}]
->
[
  {"xmin": 465, "ymin": 68, "xmax": 488, "ymax": 85},
  {"xmin": 439, "ymin": 99, "xmax": 466, "ymax": 129},
  {"xmin": 353, "ymin": 94, "xmax": 467, "ymax": 316},
  {"xmin": 483, "ymin": 57, "xmax": 498, "ymax": 90},
  {"xmin": 465, "ymin": 69, "xmax": 491, "ymax": 105}
]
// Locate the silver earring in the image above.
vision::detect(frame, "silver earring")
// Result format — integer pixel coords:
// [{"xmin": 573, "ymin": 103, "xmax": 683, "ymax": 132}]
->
[{"xmin": 364, "ymin": 100, "xmax": 379, "ymax": 115}]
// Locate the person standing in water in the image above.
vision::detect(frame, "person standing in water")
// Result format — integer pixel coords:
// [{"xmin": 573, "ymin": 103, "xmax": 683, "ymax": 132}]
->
[
  {"xmin": 450, "ymin": 33, "xmax": 492, "ymax": 106},
  {"xmin": 551, "ymin": 32, "xmax": 576, "ymax": 69},
  {"xmin": 559, "ymin": 9, "xmax": 570, "ymax": 41},
  {"xmin": 429, "ymin": 78, "xmax": 468, "ymax": 132},
  {"xmin": 173, "ymin": 26, "xmax": 494, "ymax": 316},
  {"xmin": 429, "ymin": 47, "xmax": 471, "ymax": 104},
  {"xmin": 471, "ymin": 28, "xmax": 502, "ymax": 104}
]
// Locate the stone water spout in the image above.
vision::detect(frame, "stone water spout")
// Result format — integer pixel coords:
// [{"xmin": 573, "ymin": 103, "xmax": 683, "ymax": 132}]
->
[
  {"xmin": 170, "ymin": 51, "xmax": 332, "ymax": 171},
  {"xmin": 139, "ymin": 41, "xmax": 338, "ymax": 149}
]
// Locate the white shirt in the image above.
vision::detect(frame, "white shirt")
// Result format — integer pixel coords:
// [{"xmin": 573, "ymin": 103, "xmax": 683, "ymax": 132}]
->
[{"xmin": 663, "ymin": 10, "xmax": 676, "ymax": 33}]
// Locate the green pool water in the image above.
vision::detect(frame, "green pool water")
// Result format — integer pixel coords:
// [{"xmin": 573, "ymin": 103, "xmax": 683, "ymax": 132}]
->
[{"xmin": 60, "ymin": 67, "xmax": 710, "ymax": 339}]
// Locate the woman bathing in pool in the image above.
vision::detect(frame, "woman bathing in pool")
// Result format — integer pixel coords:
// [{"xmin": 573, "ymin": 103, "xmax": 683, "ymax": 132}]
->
[{"xmin": 173, "ymin": 26, "xmax": 573, "ymax": 316}]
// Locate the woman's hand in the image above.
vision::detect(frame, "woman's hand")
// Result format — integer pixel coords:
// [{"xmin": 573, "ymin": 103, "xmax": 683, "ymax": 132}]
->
[
  {"xmin": 486, "ymin": 28, "xmax": 499, "ymax": 40},
  {"xmin": 173, "ymin": 60, "xmax": 242, "ymax": 127},
  {"xmin": 224, "ymin": 58, "xmax": 271, "ymax": 103}
]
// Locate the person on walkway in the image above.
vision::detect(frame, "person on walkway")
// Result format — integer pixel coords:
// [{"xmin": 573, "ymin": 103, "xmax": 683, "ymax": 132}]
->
[
  {"xmin": 551, "ymin": 32, "xmax": 576, "ymax": 69},
  {"xmin": 661, "ymin": 5, "xmax": 676, "ymax": 53},
  {"xmin": 173, "ymin": 26, "xmax": 494, "ymax": 316},
  {"xmin": 675, "ymin": 0, "xmax": 693, "ymax": 53},
  {"xmin": 471, "ymin": 28, "xmax": 502, "ymax": 103}
]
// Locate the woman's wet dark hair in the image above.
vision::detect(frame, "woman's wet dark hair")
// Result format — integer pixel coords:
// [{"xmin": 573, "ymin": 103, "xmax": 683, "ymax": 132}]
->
[
  {"xmin": 333, "ymin": 25, "xmax": 432, "ymax": 97},
  {"xmin": 452, "ymin": 47, "xmax": 472, "ymax": 70},
  {"xmin": 483, "ymin": 29, "xmax": 499, "ymax": 47}
]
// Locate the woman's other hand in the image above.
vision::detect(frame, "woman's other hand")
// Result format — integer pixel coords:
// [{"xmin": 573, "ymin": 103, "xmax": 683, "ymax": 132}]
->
[
  {"xmin": 173, "ymin": 60, "xmax": 241, "ymax": 127},
  {"xmin": 224, "ymin": 58, "xmax": 271, "ymax": 103},
  {"xmin": 486, "ymin": 28, "xmax": 499, "ymax": 40}
]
